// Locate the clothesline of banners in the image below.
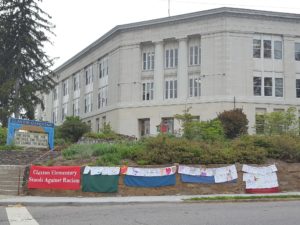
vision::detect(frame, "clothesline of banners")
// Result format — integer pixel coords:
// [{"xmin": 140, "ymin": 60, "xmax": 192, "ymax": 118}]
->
[{"xmin": 28, "ymin": 164, "xmax": 279, "ymax": 193}]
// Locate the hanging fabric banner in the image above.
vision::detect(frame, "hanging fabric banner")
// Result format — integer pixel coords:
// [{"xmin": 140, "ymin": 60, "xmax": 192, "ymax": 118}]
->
[
  {"xmin": 179, "ymin": 165, "xmax": 237, "ymax": 184},
  {"xmin": 242, "ymin": 164, "xmax": 279, "ymax": 193},
  {"xmin": 28, "ymin": 165, "xmax": 81, "ymax": 190},
  {"xmin": 82, "ymin": 166, "xmax": 120, "ymax": 193},
  {"xmin": 124, "ymin": 166, "xmax": 176, "ymax": 187},
  {"xmin": 125, "ymin": 166, "xmax": 176, "ymax": 177}
]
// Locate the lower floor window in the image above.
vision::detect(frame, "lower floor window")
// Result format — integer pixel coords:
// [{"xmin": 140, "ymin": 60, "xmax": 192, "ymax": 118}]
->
[
  {"xmin": 296, "ymin": 79, "xmax": 300, "ymax": 98},
  {"xmin": 160, "ymin": 118, "xmax": 174, "ymax": 134},
  {"xmin": 253, "ymin": 76, "xmax": 283, "ymax": 97},
  {"xmin": 139, "ymin": 118, "xmax": 150, "ymax": 137},
  {"xmin": 189, "ymin": 76, "xmax": 201, "ymax": 97}
]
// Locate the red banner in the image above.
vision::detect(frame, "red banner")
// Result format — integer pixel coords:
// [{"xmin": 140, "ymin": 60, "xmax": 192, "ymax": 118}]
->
[{"xmin": 28, "ymin": 165, "xmax": 81, "ymax": 190}]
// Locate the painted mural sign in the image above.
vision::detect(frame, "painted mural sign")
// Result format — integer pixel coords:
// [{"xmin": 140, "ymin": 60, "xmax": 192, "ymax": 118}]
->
[{"xmin": 6, "ymin": 118, "xmax": 54, "ymax": 150}]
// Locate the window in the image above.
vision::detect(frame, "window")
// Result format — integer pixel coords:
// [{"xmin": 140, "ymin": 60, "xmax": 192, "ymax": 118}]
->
[
  {"xmin": 62, "ymin": 80, "xmax": 68, "ymax": 96},
  {"xmin": 143, "ymin": 52, "xmax": 155, "ymax": 70},
  {"xmin": 96, "ymin": 118, "xmax": 100, "ymax": 133},
  {"xmin": 73, "ymin": 73, "xmax": 80, "ymax": 91},
  {"xmin": 139, "ymin": 119, "xmax": 150, "ymax": 137},
  {"xmin": 52, "ymin": 107, "xmax": 58, "ymax": 123},
  {"xmin": 253, "ymin": 39, "xmax": 261, "ymax": 58},
  {"xmin": 142, "ymin": 82, "xmax": 154, "ymax": 101},
  {"xmin": 263, "ymin": 40, "xmax": 272, "ymax": 58},
  {"xmin": 296, "ymin": 79, "xmax": 300, "ymax": 98},
  {"xmin": 62, "ymin": 104, "xmax": 67, "ymax": 121},
  {"xmin": 295, "ymin": 43, "xmax": 300, "ymax": 61},
  {"xmin": 85, "ymin": 65, "xmax": 93, "ymax": 85},
  {"xmin": 253, "ymin": 76, "xmax": 283, "ymax": 97},
  {"xmin": 72, "ymin": 98, "xmax": 79, "ymax": 116},
  {"xmin": 264, "ymin": 77, "xmax": 272, "ymax": 96},
  {"xmin": 189, "ymin": 76, "xmax": 201, "ymax": 97},
  {"xmin": 253, "ymin": 77, "xmax": 262, "ymax": 96},
  {"xmin": 189, "ymin": 46, "xmax": 200, "ymax": 65},
  {"xmin": 98, "ymin": 86, "xmax": 108, "ymax": 109},
  {"xmin": 53, "ymin": 86, "xmax": 58, "ymax": 100},
  {"xmin": 255, "ymin": 114, "xmax": 265, "ymax": 134},
  {"xmin": 84, "ymin": 93, "xmax": 92, "ymax": 113},
  {"xmin": 275, "ymin": 78, "xmax": 283, "ymax": 97},
  {"xmin": 99, "ymin": 57, "xmax": 108, "ymax": 78},
  {"xmin": 161, "ymin": 118, "xmax": 174, "ymax": 134},
  {"xmin": 165, "ymin": 48, "xmax": 178, "ymax": 68},
  {"xmin": 165, "ymin": 79, "xmax": 177, "ymax": 99},
  {"xmin": 274, "ymin": 41, "xmax": 282, "ymax": 59}
]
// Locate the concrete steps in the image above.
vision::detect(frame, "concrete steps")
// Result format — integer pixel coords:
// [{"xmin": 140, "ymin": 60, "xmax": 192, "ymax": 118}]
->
[{"xmin": 0, "ymin": 165, "xmax": 25, "ymax": 195}]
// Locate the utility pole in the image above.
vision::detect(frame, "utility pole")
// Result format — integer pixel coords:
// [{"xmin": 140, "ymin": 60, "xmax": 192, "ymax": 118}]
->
[{"xmin": 168, "ymin": 0, "xmax": 171, "ymax": 17}]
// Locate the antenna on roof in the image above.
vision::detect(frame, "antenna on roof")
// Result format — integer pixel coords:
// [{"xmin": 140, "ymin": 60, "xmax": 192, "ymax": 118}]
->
[{"xmin": 168, "ymin": 0, "xmax": 171, "ymax": 17}]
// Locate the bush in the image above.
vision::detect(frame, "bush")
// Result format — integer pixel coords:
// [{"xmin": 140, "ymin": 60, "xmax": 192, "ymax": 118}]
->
[
  {"xmin": 218, "ymin": 108, "xmax": 248, "ymax": 139},
  {"xmin": 0, "ymin": 127, "xmax": 7, "ymax": 145},
  {"xmin": 59, "ymin": 116, "xmax": 90, "ymax": 142}
]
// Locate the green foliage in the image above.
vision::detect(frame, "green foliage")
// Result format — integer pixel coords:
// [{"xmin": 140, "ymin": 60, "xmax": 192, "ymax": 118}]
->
[
  {"xmin": 0, "ymin": 127, "xmax": 7, "ymax": 145},
  {"xmin": 257, "ymin": 107, "xmax": 299, "ymax": 135},
  {"xmin": 218, "ymin": 108, "xmax": 248, "ymax": 139},
  {"xmin": 0, "ymin": 0, "xmax": 56, "ymax": 125},
  {"xmin": 59, "ymin": 116, "xmax": 90, "ymax": 143}
]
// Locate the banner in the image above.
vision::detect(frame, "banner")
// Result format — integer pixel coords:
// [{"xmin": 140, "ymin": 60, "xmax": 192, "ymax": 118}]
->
[
  {"xmin": 178, "ymin": 165, "xmax": 214, "ymax": 176},
  {"xmin": 82, "ymin": 174, "xmax": 119, "ymax": 193},
  {"xmin": 214, "ymin": 165, "xmax": 238, "ymax": 183},
  {"xmin": 83, "ymin": 166, "xmax": 120, "ymax": 175},
  {"xmin": 242, "ymin": 164, "xmax": 277, "ymax": 175},
  {"xmin": 180, "ymin": 174, "xmax": 215, "ymax": 184},
  {"xmin": 124, "ymin": 174, "xmax": 176, "ymax": 187},
  {"xmin": 28, "ymin": 165, "xmax": 81, "ymax": 190},
  {"xmin": 125, "ymin": 166, "xmax": 176, "ymax": 177}
]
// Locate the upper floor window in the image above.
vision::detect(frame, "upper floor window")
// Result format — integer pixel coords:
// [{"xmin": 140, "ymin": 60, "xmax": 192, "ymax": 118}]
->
[
  {"xmin": 143, "ymin": 52, "xmax": 155, "ymax": 70},
  {"xmin": 73, "ymin": 73, "xmax": 80, "ymax": 91},
  {"xmin": 85, "ymin": 65, "xmax": 93, "ymax": 85},
  {"xmin": 62, "ymin": 104, "xmax": 67, "ymax": 121},
  {"xmin": 253, "ymin": 38, "xmax": 282, "ymax": 59},
  {"xmin": 62, "ymin": 79, "xmax": 68, "ymax": 96},
  {"xmin": 53, "ymin": 86, "xmax": 58, "ymax": 100},
  {"xmin": 72, "ymin": 98, "xmax": 79, "ymax": 116},
  {"xmin": 98, "ymin": 86, "xmax": 108, "ymax": 109},
  {"xmin": 296, "ymin": 79, "xmax": 300, "ymax": 98},
  {"xmin": 253, "ymin": 76, "xmax": 283, "ymax": 97},
  {"xmin": 165, "ymin": 79, "xmax": 177, "ymax": 99},
  {"xmin": 52, "ymin": 107, "xmax": 58, "ymax": 124},
  {"xmin": 165, "ymin": 48, "xmax": 178, "ymax": 68},
  {"xmin": 142, "ymin": 81, "xmax": 154, "ymax": 101},
  {"xmin": 189, "ymin": 46, "xmax": 200, "ymax": 65},
  {"xmin": 189, "ymin": 76, "xmax": 201, "ymax": 97},
  {"xmin": 99, "ymin": 57, "xmax": 108, "ymax": 79},
  {"xmin": 295, "ymin": 43, "xmax": 300, "ymax": 61},
  {"xmin": 84, "ymin": 93, "xmax": 92, "ymax": 113}
]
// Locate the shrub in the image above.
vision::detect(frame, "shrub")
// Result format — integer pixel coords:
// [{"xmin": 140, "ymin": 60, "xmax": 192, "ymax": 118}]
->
[
  {"xmin": 218, "ymin": 108, "xmax": 248, "ymax": 139},
  {"xmin": 0, "ymin": 127, "xmax": 7, "ymax": 145},
  {"xmin": 59, "ymin": 116, "xmax": 90, "ymax": 142}
]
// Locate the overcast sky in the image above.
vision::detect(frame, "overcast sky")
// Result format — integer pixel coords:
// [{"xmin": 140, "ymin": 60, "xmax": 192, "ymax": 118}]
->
[{"xmin": 40, "ymin": 0, "xmax": 300, "ymax": 69}]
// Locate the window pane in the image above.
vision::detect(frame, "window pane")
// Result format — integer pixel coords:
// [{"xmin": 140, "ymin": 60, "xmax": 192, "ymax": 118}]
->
[
  {"xmin": 295, "ymin": 43, "xmax": 300, "ymax": 61},
  {"xmin": 263, "ymin": 40, "xmax": 272, "ymax": 58},
  {"xmin": 174, "ymin": 80, "xmax": 177, "ymax": 98},
  {"xmin": 253, "ymin": 39, "xmax": 261, "ymax": 58},
  {"xmin": 274, "ymin": 41, "xmax": 282, "ymax": 59},
  {"xmin": 253, "ymin": 77, "xmax": 262, "ymax": 96},
  {"xmin": 194, "ymin": 46, "xmax": 198, "ymax": 65},
  {"xmin": 175, "ymin": 49, "xmax": 178, "ymax": 66},
  {"xmin": 189, "ymin": 47, "xmax": 193, "ymax": 65},
  {"xmin": 189, "ymin": 79, "xmax": 193, "ymax": 97},
  {"xmin": 170, "ymin": 80, "xmax": 173, "ymax": 98},
  {"xmin": 275, "ymin": 78, "xmax": 283, "ymax": 97},
  {"xmin": 264, "ymin": 77, "xmax": 272, "ymax": 96},
  {"xmin": 165, "ymin": 81, "xmax": 168, "ymax": 99},
  {"xmin": 296, "ymin": 79, "xmax": 300, "ymax": 88}
]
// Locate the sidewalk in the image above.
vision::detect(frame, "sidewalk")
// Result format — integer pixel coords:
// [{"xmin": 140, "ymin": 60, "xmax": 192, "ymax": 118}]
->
[{"xmin": 1, "ymin": 192, "xmax": 300, "ymax": 206}]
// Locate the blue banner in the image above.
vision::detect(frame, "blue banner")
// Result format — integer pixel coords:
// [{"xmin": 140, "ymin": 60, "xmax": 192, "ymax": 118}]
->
[
  {"xmin": 181, "ymin": 174, "xmax": 215, "ymax": 184},
  {"xmin": 124, "ymin": 174, "xmax": 176, "ymax": 187}
]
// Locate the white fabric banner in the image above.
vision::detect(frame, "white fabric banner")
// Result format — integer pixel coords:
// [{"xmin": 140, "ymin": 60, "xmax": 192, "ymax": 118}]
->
[
  {"xmin": 242, "ymin": 164, "xmax": 277, "ymax": 175},
  {"xmin": 243, "ymin": 172, "xmax": 279, "ymax": 189},
  {"xmin": 214, "ymin": 165, "xmax": 238, "ymax": 183},
  {"xmin": 83, "ymin": 166, "xmax": 120, "ymax": 175},
  {"xmin": 178, "ymin": 165, "xmax": 214, "ymax": 176},
  {"xmin": 126, "ymin": 166, "xmax": 176, "ymax": 177}
]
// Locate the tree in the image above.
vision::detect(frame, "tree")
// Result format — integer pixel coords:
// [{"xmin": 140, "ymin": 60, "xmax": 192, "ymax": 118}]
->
[
  {"xmin": 218, "ymin": 108, "xmax": 248, "ymax": 139},
  {"xmin": 0, "ymin": 0, "xmax": 55, "ymax": 126}
]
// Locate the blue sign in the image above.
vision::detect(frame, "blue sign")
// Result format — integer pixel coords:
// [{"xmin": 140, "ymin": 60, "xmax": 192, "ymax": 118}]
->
[{"xmin": 6, "ymin": 118, "xmax": 55, "ymax": 150}]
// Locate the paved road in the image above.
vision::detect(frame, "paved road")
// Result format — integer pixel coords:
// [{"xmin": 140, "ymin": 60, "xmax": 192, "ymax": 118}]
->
[{"xmin": 1, "ymin": 201, "xmax": 300, "ymax": 225}]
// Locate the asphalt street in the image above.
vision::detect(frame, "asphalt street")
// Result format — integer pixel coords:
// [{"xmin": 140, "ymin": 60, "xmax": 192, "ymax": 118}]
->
[{"xmin": 1, "ymin": 201, "xmax": 300, "ymax": 225}]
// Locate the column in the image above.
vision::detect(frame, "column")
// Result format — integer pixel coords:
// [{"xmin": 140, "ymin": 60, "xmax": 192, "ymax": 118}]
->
[
  {"xmin": 177, "ymin": 38, "xmax": 188, "ymax": 100},
  {"xmin": 154, "ymin": 41, "xmax": 164, "ymax": 101}
]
